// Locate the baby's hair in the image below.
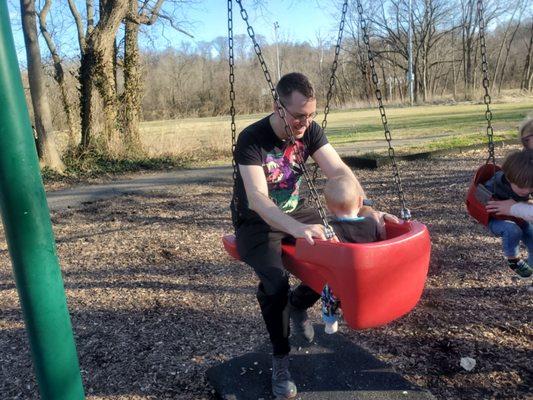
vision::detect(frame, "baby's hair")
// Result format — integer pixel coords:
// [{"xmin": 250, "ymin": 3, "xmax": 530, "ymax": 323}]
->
[
  {"xmin": 325, "ymin": 175, "xmax": 364, "ymax": 213},
  {"xmin": 502, "ymin": 149, "xmax": 533, "ymax": 188}
]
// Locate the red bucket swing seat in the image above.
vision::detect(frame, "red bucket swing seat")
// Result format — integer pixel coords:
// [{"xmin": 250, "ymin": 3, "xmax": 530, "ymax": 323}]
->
[
  {"xmin": 222, "ymin": 220, "xmax": 430, "ymax": 330},
  {"xmin": 465, "ymin": 163, "xmax": 501, "ymax": 226}
]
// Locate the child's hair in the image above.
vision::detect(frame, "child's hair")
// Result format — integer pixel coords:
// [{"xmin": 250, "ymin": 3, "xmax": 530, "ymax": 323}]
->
[
  {"xmin": 502, "ymin": 149, "xmax": 533, "ymax": 188},
  {"xmin": 325, "ymin": 175, "xmax": 364, "ymax": 213}
]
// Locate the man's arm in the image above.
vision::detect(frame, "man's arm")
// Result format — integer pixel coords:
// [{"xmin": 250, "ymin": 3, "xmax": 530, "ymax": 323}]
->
[{"xmin": 239, "ymin": 164, "xmax": 326, "ymax": 244}]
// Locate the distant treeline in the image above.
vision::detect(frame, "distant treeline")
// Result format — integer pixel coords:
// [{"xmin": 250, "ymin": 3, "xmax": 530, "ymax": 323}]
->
[
  {"xmin": 18, "ymin": 0, "xmax": 533, "ymax": 170},
  {"xmin": 45, "ymin": 3, "xmax": 533, "ymax": 124}
]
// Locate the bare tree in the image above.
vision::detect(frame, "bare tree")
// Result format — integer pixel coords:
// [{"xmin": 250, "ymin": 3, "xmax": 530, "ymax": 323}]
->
[
  {"xmin": 20, "ymin": 0, "xmax": 65, "ymax": 172},
  {"xmin": 520, "ymin": 18, "xmax": 533, "ymax": 91},
  {"xmin": 67, "ymin": 0, "xmax": 127, "ymax": 156},
  {"xmin": 38, "ymin": 0, "xmax": 77, "ymax": 148}
]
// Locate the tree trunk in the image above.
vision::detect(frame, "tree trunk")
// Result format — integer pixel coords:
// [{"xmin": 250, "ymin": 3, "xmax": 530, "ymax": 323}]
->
[
  {"xmin": 79, "ymin": 47, "xmax": 95, "ymax": 150},
  {"xmin": 122, "ymin": 0, "xmax": 144, "ymax": 155},
  {"xmin": 90, "ymin": 0, "xmax": 128, "ymax": 158},
  {"xmin": 497, "ymin": 18, "xmax": 521, "ymax": 94},
  {"xmin": 20, "ymin": 0, "xmax": 65, "ymax": 173},
  {"xmin": 490, "ymin": 10, "xmax": 516, "ymax": 92},
  {"xmin": 39, "ymin": 0, "xmax": 77, "ymax": 148},
  {"xmin": 521, "ymin": 20, "xmax": 533, "ymax": 90}
]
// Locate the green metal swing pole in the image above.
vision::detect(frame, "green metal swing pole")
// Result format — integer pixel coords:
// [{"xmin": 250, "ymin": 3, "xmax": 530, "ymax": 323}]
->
[{"xmin": 0, "ymin": 3, "xmax": 85, "ymax": 400}]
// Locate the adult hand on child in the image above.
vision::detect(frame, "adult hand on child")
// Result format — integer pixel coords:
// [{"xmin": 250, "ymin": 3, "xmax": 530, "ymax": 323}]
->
[
  {"xmin": 291, "ymin": 223, "xmax": 327, "ymax": 245},
  {"xmin": 363, "ymin": 210, "xmax": 400, "ymax": 239},
  {"xmin": 486, "ymin": 199, "xmax": 516, "ymax": 216}
]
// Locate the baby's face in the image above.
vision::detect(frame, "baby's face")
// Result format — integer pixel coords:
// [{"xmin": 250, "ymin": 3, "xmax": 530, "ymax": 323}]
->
[
  {"xmin": 522, "ymin": 132, "xmax": 533, "ymax": 150},
  {"xmin": 510, "ymin": 182, "xmax": 532, "ymax": 197}
]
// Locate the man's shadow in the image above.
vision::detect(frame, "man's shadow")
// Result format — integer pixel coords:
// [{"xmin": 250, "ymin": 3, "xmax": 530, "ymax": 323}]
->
[{"xmin": 207, "ymin": 324, "xmax": 435, "ymax": 399}]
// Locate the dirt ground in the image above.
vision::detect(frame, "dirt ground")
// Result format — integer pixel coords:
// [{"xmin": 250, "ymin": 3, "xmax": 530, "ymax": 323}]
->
[{"xmin": 0, "ymin": 147, "xmax": 531, "ymax": 400}]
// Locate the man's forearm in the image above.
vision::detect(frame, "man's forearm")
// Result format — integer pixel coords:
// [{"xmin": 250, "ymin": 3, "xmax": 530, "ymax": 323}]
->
[{"xmin": 248, "ymin": 192, "xmax": 302, "ymax": 235}]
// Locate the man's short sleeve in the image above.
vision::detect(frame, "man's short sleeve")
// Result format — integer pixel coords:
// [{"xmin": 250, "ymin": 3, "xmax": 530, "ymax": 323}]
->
[
  {"xmin": 306, "ymin": 122, "xmax": 329, "ymax": 156},
  {"xmin": 235, "ymin": 130, "xmax": 262, "ymax": 166}
]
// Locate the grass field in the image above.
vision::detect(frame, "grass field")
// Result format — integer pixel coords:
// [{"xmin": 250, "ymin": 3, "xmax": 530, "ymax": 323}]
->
[{"xmin": 139, "ymin": 100, "xmax": 533, "ymax": 159}]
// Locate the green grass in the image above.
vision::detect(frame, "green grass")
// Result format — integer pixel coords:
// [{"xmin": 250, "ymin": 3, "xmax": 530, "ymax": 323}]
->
[
  {"xmin": 49, "ymin": 100, "xmax": 532, "ymax": 180},
  {"xmin": 135, "ymin": 100, "xmax": 532, "ymax": 158}
]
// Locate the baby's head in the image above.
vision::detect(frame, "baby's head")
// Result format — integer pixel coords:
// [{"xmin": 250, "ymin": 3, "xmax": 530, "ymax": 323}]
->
[
  {"xmin": 519, "ymin": 118, "xmax": 533, "ymax": 150},
  {"xmin": 502, "ymin": 149, "xmax": 533, "ymax": 197},
  {"xmin": 325, "ymin": 175, "xmax": 364, "ymax": 218}
]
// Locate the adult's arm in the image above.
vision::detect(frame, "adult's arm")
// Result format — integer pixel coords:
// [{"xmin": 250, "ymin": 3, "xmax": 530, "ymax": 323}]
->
[
  {"xmin": 486, "ymin": 199, "xmax": 533, "ymax": 222},
  {"xmin": 239, "ymin": 164, "xmax": 327, "ymax": 244}
]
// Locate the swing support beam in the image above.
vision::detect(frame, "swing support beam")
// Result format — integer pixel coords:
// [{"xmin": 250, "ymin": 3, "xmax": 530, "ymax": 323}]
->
[{"xmin": 0, "ymin": 4, "xmax": 85, "ymax": 399}]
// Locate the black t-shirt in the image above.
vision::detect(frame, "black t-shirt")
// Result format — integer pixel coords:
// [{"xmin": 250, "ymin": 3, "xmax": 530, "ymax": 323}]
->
[
  {"xmin": 330, "ymin": 217, "xmax": 379, "ymax": 243},
  {"xmin": 233, "ymin": 115, "xmax": 328, "ymax": 220}
]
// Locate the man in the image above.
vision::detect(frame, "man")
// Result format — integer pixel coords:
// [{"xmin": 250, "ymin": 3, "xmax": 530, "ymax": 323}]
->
[{"xmin": 232, "ymin": 72, "xmax": 394, "ymax": 399}]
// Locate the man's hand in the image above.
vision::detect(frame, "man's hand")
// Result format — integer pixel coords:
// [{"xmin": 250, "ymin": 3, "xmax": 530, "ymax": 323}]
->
[
  {"xmin": 291, "ymin": 223, "xmax": 327, "ymax": 245},
  {"xmin": 486, "ymin": 199, "xmax": 516, "ymax": 216},
  {"xmin": 361, "ymin": 209, "xmax": 400, "ymax": 239}
]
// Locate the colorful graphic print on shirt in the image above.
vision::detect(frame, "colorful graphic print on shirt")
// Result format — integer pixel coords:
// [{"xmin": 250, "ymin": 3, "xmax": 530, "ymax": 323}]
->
[{"xmin": 263, "ymin": 141, "xmax": 307, "ymax": 213}]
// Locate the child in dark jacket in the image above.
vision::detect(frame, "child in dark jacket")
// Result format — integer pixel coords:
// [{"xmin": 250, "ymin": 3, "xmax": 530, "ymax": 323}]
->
[
  {"xmin": 324, "ymin": 175, "xmax": 379, "ymax": 244},
  {"xmin": 483, "ymin": 149, "xmax": 533, "ymax": 278},
  {"xmin": 320, "ymin": 176, "xmax": 380, "ymax": 334}
]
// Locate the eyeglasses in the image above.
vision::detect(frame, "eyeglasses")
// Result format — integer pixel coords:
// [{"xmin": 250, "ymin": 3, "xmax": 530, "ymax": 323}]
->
[{"xmin": 280, "ymin": 102, "xmax": 318, "ymax": 123}]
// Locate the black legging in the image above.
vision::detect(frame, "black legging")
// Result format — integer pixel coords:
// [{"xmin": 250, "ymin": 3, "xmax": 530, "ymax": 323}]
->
[{"xmin": 236, "ymin": 205, "xmax": 322, "ymax": 355}]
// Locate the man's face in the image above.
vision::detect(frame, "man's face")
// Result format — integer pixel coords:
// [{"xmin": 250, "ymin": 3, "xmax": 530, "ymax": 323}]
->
[
  {"xmin": 510, "ymin": 182, "xmax": 532, "ymax": 197},
  {"xmin": 279, "ymin": 91, "xmax": 317, "ymax": 139}
]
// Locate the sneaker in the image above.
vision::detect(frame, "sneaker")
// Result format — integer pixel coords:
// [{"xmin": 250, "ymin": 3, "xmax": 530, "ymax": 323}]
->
[
  {"xmin": 289, "ymin": 304, "xmax": 314, "ymax": 343},
  {"xmin": 509, "ymin": 259, "xmax": 533, "ymax": 278},
  {"xmin": 271, "ymin": 355, "xmax": 297, "ymax": 399}
]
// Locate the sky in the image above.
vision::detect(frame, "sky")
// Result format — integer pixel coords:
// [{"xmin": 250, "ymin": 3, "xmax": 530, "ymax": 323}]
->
[{"xmin": 7, "ymin": 0, "xmax": 345, "ymax": 63}]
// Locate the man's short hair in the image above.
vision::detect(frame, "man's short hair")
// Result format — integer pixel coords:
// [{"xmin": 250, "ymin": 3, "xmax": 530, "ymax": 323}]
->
[
  {"xmin": 276, "ymin": 72, "xmax": 315, "ymax": 105},
  {"xmin": 502, "ymin": 149, "xmax": 533, "ymax": 188}
]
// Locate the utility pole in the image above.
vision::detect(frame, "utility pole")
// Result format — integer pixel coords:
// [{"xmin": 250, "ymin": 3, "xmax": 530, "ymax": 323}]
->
[
  {"xmin": 408, "ymin": 0, "xmax": 414, "ymax": 105},
  {"xmin": 274, "ymin": 21, "xmax": 281, "ymax": 81}
]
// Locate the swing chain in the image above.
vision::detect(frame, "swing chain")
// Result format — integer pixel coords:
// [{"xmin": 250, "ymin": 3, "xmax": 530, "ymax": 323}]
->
[
  {"xmin": 356, "ymin": 0, "xmax": 410, "ymax": 220},
  {"xmin": 228, "ymin": 0, "xmax": 240, "ymax": 230},
  {"xmin": 322, "ymin": 0, "xmax": 348, "ymax": 134},
  {"xmin": 313, "ymin": 0, "xmax": 349, "ymax": 186},
  {"xmin": 234, "ymin": 0, "xmax": 335, "ymax": 239},
  {"xmin": 477, "ymin": 0, "xmax": 495, "ymax": 165}
]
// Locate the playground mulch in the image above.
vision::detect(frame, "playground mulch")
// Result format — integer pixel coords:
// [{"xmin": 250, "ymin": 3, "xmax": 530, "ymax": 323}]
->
[{"xmin": 0, "ymin": 146, "xmax": 531, "ymax": 399}]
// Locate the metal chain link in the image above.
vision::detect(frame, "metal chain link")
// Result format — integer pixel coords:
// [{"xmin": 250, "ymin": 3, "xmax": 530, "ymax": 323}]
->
[
  {"xmin": 228, "ymin": 0, "xmax": 239, "ymax": 230},
  {"xmin": 322, "ymin": 0, "xmax": 348, "ymax": 133},
  {"xmin": 477, "ymin": 0, "xmax": 495, "ymax": 165},
  {"xmin": 356, "ymin": 0, "xmax": 411, "ymax": 220},
  {"xmin": 313, "ymin": 0, "xmax": 349, "ymax": 185},
  {"xmin": 234, "ymin": 0, "xmax": 334, "ymax": 238}
]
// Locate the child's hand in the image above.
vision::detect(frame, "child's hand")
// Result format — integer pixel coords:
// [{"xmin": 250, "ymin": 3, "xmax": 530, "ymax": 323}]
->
[{"xmin": 486, "ymin": 199, "xmax": 516, "ymax": 215}]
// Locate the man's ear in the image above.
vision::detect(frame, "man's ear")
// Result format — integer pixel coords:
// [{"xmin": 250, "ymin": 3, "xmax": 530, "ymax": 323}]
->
[{"xmin": 357, "ymin": 196, "xmax": 364, "ymax": 209}]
